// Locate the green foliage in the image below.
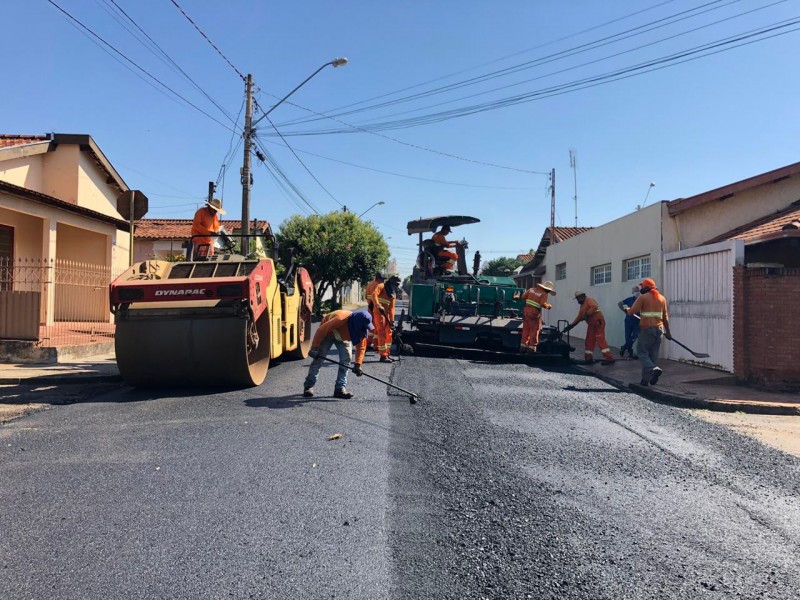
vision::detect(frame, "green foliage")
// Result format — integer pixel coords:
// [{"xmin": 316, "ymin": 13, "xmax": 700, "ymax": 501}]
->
[
  {"xmin": 402, "ymin": 275, "xmax": 412, "ymax": 295},
  {"xmin": 277, "ymin": 211, "xmax": 390, "ymax": 312},
  {"xmin": 163, "ymin": 252, "xmax": 187, "ymax": 262},
  {"xmin": 481, "ymin": 256, "xmax": 525, "ymax": 276}
]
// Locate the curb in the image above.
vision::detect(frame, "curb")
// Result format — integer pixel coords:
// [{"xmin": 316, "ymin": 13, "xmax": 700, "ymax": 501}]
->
[
  {"xmin": 573, "ymin": 364, "xmax": 800, "ymax": 416},
  {"xmin": 0, "ymin": 374, "xmax": 123, "ymax": 386}
]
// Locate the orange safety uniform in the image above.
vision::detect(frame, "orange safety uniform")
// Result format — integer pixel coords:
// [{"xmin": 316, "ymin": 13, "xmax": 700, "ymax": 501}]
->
[
  {"xmin": 520, "ymin": 288, "xmax": 552, "ymax": 351},
  {"xmin": 370, "ymin": 282, "xmax": 396, "ymax": 358},
  {"xmin": 432, "ymin": 231, "xmax": 458, "ymax": 270},
  {"xmin": 364, "ymin": 277, "xmax": 382, "ymax": 350},
  {"xmin": 191, "ymin": 207, "xmax": 220, "ymax": 256},
  {"xmin": 311, "ymin": 310, "xmax": 368, "ymax": 365},
  {"xmin": 569, "ymin": 295, "xmax": 615, "ymax": 362},
  {"xmin": 627, "ymin": 290, "xmax": 669, "ymax": 330}
]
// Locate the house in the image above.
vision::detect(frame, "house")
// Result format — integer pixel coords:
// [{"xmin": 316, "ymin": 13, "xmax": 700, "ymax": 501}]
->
[
  {"xmin": 133, "ymin": 218, "xmax": 272, "ymax": 262},
  {"xmin": 513, "ymin": 227, "xmax": 592, "ymax": 289},
  {"xmin": 0, "ymin": 133, "xmax": 139, "ymax": 349},
  {"xmin": 539, "ymin": 160, "xmax": 800, "ymax": 388}
]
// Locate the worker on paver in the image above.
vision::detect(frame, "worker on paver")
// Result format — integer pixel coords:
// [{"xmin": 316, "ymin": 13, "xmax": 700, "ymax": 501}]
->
[
  {"xmin": 563, "ymin": 291, "xmax": 616, "ymax": 364},
  {"xmin": 625, "ymin": 277, "xmax": 672, "ymax": 386},
  {"xmin": 431, "ymin": 225, "xmax": 462, "ymax": 271},
  {"xmin": 191, "ymin": 198, "xmax": 225, "ymax": 258},
  {"xmin": 617, "ymin": 285, "xmax": 641, "ymax": 359},
  {"xmin": 364, "ymin": 273, "xmax": 384, "ymax": 352},
  {"xmin": 371, "ymin": 275, "xmax": 401, "ymax": 363},
  {"xmin": 520, "ymin": 280, "xmax": 556, "ymax": 353},
  {"xmin": 304, "ymin": 309, "xmax": 374, "ymax": 399}
]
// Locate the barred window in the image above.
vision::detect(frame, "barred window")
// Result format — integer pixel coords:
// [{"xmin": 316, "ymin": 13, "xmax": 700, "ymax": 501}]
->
[
  {"xmin": 624, "ymin": 255, "xmax": 651, "ymax": 281},
  {"xmin": 555, "ymin": 262, "xmax": 566, "ymax": 280},
  {"xmin": 591, "ymin": 263, "xmax": 612, "ymax": 286}
]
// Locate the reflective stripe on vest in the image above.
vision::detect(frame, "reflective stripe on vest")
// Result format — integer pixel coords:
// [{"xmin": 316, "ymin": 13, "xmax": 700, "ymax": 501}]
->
[
  {"xmin": 378, "ymin": 297, "xmax": 391, "ymax": 305},
  {"xmin": 525, "ymin": 299, "xmax": 541, "ymax": 308},
  {"xmin": 333, "ymin": 329, "xmax": 343, "ymax": 342},
  {"xmin": 641, "ymin": 311, "xmax": 662, "ymax": 318}
]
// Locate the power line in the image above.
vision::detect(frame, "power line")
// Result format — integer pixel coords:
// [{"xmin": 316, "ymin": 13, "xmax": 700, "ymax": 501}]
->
[
  {"xmin": 252, "ymin": 138, "xmax": 321, "ymax": 215},
  {"xmin": 168, "ymin": 0, "xmax": 246, "ymax": 81},
  {"xmin": 45, "ymin": 0, "xmax": 237, "ymax": 133}
]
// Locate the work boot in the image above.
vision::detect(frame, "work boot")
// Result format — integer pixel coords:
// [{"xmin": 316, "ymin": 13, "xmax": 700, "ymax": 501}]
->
[
  {"xmin": 380, "ymin": 356, "xmax": 394, "ymax": 363},
  {"xmin": 619, "ymin": 348, "xmax": 627, "ymax": 358},
  {"xmin": 303, "ymin": 388, "xmax": 314, "ymax": 398},
  {"xmin": 639, "ymin": 379, "xmax": 649, "ymax": 386},
  {"xmin": 334, "ymin": 388, "xmax": 353, "ymax": 399},
  {"xmin": 650, "ymin": 367, "xmax": 663, "ymax": 386}
]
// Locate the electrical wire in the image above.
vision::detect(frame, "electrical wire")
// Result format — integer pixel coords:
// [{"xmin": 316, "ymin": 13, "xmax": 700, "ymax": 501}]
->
[
  {"xmin": 45, "ymin": 0, "xmax": 237, "ymax": 133},
  {"xmin": 252, "ymin": 138, "xmax": 321, "ymax": 215},
  {"xmin": 168, "ymin": 0, "xmax": 246, "ymax": 81}
]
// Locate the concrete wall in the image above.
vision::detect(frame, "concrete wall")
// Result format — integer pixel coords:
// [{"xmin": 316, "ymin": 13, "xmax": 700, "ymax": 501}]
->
[
  {"xmin": 733, "ymin": 266, "xmax": 800, "ymax": 391},
  {"xmin": 42, "ymin": 144, "xmax": 80, "ymax": 203},
  {"xmin": 77, "ymin": 151, "xmax": 125, "ymax": 219},
  {"xmin": 544, "ymin": 202, "xmax": 663, "ymax": 350},
  {"xmin": 0, "ymin": 155, "xmax": 44, "ymax": 190},
  {"xmin": 670, "ymin": 176, "xmax": 800, "ymax": 252},
  {"xmin": 0, "ymin": 206, "xmax": 42, "ymax": 262}
]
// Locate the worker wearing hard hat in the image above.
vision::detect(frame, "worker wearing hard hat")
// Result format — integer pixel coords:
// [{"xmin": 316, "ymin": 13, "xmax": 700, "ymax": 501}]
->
[
  {"xmin": 520, "ymin": 281, "xmax": 556, "ymax": 353},
  {"xmin": 191, "ymin": 198, "xmax": 225, "ymax": 258},
  {"xmin": 625, "ymin": 277, "xmax": 672, "ymax": 386},
  {"xmin": 364, "ymin": 273, "xmax": 384, "ymax": 352},
  {"xmin": 431, "ymin": 225, "xmax": 462, "ymax": 271},
  {"xmin": 563, "ymin": 291, "xmax": 616, "ymax": 364},
  {"xmin": 371, "ymin": 275, "xmax": 401, "ymax": 363},
  {"xmin": 304, "ymin": 309, "xmax": 374, "ymax": 399}
]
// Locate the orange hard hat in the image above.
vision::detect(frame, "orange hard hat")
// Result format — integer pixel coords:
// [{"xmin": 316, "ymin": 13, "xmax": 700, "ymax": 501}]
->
[{"xmin": 640, "ymin": 278, "xmax": 656, "ymax": 289}]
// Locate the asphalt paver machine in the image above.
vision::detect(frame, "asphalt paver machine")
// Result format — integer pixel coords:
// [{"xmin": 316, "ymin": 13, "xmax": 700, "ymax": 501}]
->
[
  {"xmin": 402, "ymin": 215, "xmax": 572, "ymax": 360},
  {"xmin": 110, "ymin": 232, "xmax": 314, "ymax": 387}
]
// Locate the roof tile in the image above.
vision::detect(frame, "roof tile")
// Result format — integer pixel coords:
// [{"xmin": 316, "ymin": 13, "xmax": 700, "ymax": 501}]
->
[
  {"xmin": 0, "ymin": 134, "xmax": 49, "ymax": 149},
  {"xmin": 134, "ymin": 218, "xmax": 270, "ymax": 240},
  {"xmin": 704, "ymin": 201, "xmax": 800, "ymax": 245}
]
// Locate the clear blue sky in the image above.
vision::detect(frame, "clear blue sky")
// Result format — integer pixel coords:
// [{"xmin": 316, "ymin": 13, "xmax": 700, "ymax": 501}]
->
[{"xmin": 5, "ymin": 0, "xmax": 799, "ymax": 276}]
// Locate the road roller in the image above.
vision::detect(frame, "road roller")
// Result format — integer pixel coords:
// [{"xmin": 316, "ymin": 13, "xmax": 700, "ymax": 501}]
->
[{"xmin": 110, "ymin": 253, "xmax": 314, "ymax": 387}]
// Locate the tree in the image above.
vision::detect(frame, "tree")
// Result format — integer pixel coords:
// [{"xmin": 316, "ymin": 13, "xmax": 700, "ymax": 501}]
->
[
  {"xmin": 277, "ymin": 211, "xmax": 390, "ymax": 312},
  {"xmin": 402, "ymin": 275, "xmax": 413, "ymax": 296},
  {"xmin": 481, "ymin": 256, "xmax": 525, "ymax": 276}
]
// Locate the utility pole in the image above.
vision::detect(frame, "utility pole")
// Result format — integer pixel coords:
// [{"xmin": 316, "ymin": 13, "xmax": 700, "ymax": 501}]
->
[
  {"xmin": 569, "ymin": 149, "xmax": 578, "ymax": 228},
  {"xmin": 241, "ymin": 74, "xmax": 254, "ymax": 247},
  {"xmin": 207, "ymin": 181, "xmax": 215, "ymax": 205},
  {"xmin": 550, "ymin": 168, "xmax": 556, "ymax": 241}
]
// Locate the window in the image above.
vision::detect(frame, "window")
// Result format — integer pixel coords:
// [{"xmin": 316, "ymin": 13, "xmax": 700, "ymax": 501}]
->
[
  {"xmin": 624, "ymin": 255, "xmax": 651, "ymax": 281},
  {"xmin": 591, "ymin": 263, "xmax": 612, "ymax": 285},
  {"xmin": 0, "ymin": 226, "xmax": 12, "ymax": 291},
  {"xmin": 555, "ymin": 262, "xmax": 566, "ymax": 280}
]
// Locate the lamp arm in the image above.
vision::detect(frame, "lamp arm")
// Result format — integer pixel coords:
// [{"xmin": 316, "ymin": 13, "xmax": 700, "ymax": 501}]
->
[{"xmin": 251, "ymin": 63, "xmax": 331, "ymax": 129}]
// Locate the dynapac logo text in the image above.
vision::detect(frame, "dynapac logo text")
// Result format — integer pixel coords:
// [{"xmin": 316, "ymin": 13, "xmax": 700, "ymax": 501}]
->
[{"xmin": 154, "ymin": 289, "xmax": 209, "ymax": 296}]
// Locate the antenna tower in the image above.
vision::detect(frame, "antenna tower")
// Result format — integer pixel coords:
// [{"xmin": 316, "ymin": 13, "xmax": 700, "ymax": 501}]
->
[{"xmin": 569, "ymin": 149, "xmax": 578, "ymax": 228}]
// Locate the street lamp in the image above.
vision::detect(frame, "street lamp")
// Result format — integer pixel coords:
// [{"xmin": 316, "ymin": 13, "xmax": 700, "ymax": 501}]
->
[
  {"xmin": 640, "ymin": 182, "xmax": 656, "ymax": 208},
  {"xmin": 358, "ymin": 201, "xmax": 385, "ymax": 218},
  {"xmin": 241, "ymin": 58, "xmax": 348, "ymax": 241}
]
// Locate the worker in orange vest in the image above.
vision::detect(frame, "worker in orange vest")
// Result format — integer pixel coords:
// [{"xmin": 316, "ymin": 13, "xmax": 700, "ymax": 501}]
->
[
  {"xmin": 303, "ymin": 309, "xmax": 374, "ymax": 399},
  {"xmin": 371, "ymin": 275, "xmax": 401, "ymax": 363},
  {"xmin": 563, "ymin": 291, "xmax": 616, "ymax": 364},
  {"xmin": 520, "ymin": 280, "xmax": 556, "ymax": 353},
  {"xmin": 626, "ymin": 277, "xmax": 672, "ymax": 386},
  {"xmin": 431, "ymin": 225, "xmax": 461, "ymax": 271},
  {"xmin": 364, "ymin": 273, "xmax": 384, "ymax": 352},
  {"xmin": 191, "ymin": 198, "xmax": 225, "ymax": 258}
]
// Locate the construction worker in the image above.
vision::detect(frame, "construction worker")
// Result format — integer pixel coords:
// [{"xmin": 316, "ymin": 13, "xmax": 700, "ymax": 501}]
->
[
  {"xmin": 520, "ymin": 280, "xmax": 556, "ymax": 353},
  {"xmin": 563, "ymin": 291, "xmax": 616, "ymax": 364},
  {"xmin": 431, "ymin": 225, "xmax": 461, "ymax": 271},
  {"xmin": 191, "ymin": 198, "xmax": 225, "ymax": 258},
  {"xmin": 303, "ymin": 309, "xmax": 374, "ymax": 399},
  {"xmin": 371, "ymin": 275, "xmax": 401, "ymax": 363},
  {"xmin": 617, "ymin": 285, "xmax": 641, "ymax": 359},
  {"xmin": 626, "ymin": 277, "xmax": 672, "ymax": 386},
  {"xmin": 364, "ymin": 273, "xmax": 384, "ymax": 352}
]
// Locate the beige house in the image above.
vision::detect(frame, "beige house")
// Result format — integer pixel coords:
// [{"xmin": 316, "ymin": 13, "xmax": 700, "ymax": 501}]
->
[
  {"xmin": 0, "ymin": 133, "xmax": 136, "ymax": 344},
  {"xmin": 539, "ymin": 160, "xmax": 800, "ymax": 382}
]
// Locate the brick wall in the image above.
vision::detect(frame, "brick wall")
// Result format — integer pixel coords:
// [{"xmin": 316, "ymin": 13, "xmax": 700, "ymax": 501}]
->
[{"xmin": 733, "ymin": 266, "xmax": 800, "ymax": 391}]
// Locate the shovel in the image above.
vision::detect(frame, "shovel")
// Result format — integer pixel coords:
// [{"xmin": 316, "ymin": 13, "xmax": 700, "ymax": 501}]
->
[
  {"xmin": 632, "ymin": 314, "xmax": 710, "ymax": 359},
  {"xmin": 315, "ymin": 354, "xmax": 420, "ymax": 404}
]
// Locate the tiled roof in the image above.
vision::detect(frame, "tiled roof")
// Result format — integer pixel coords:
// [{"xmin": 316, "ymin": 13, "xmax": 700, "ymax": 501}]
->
[
  {"xmin": 134, "ymin": 218, "xmax": 270, "ymax": 240},
  {"xmin": 516, "ymin": 253, "xmax": 534, "ymax": 263},
  {"xmin": 703, "ymin": 200, "xmax": 800, "ymax": 245},
  {"xmin": 0, "ymin": 134, "xmax": 50, "ymax": 148},
  {"xmin": 551, "ymin": 226, "xmax": 593, "ymax": 242}
]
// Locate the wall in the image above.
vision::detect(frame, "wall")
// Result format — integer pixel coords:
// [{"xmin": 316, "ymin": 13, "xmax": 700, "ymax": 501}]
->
[
  {"xmin": 733, "ymin": 266, "xmax": 800, "ymax": 391},
  {"xmin": 133, "ymin": 239, "xmax": 187, "ymax": 262},
  {"xmin": 0, "ymin": 205, "xmax": 43, "ymax": 262},
  {"xmin": 55, "ymin": 223, "xmax": 110, "ymax": 322},
  {"xmin": 670, "ymin": 177, "xmax": 800, "ymax": 252},
  {"xmin": 77, "ymin": 151, "xmax": 125, "ymax": 219},
  {"xmin": 544, "ymin": 203, "xmax": 663, "ymax": 350},
  {"xmin": 0, "ymin": 154, "xmax": 44, "ymax": 190},
  {"xmin": 42, "ymin": 145, "xmax": 80, "ymax": 203}
]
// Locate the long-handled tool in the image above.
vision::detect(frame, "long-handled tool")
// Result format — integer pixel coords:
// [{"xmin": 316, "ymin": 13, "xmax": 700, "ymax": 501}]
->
[
  {"xmin": 632, "ymin": 314, "xmax": 709, "ymax": 359},
  {"xmin": 315, "ymin": 354, "xmax": 419, "ymax": 404}
]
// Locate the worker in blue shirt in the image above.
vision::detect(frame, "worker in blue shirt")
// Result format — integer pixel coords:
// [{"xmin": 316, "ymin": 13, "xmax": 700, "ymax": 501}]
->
[{"xmin": 617, "ymin": 285, "xmax": 641, "ymax": 359}]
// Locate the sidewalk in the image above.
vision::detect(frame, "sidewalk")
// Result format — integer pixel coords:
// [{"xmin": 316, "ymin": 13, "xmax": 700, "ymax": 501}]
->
[
  {"xmin": 568, "ymin": 338, "xmax": 800, "ymax": 416},
  {"xmin": 0, "ymin": 352, "xmax": 121, "ymax": 385}
]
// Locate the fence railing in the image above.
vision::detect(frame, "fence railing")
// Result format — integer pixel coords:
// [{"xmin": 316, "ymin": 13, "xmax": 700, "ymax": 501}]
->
[{"xmin": 0, "ymin": 257, "xmax": 124, "ymax": 347}]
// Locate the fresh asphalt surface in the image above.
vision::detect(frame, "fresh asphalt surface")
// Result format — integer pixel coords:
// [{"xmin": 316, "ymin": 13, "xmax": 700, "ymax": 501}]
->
[{"xmin": 3, "ymin": 350, "xmax": 800, "ymax": 598}]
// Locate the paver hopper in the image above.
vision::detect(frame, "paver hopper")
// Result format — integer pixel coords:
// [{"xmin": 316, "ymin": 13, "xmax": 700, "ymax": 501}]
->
[{"xmin": 110, "ymin": 252, "xmax": 313, "ymax": 387}]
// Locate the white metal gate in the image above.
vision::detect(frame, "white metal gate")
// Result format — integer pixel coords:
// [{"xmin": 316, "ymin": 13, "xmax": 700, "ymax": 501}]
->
[{"xmin": 663, "ymin": 240, "xmax": 743, "ymax": 372}]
